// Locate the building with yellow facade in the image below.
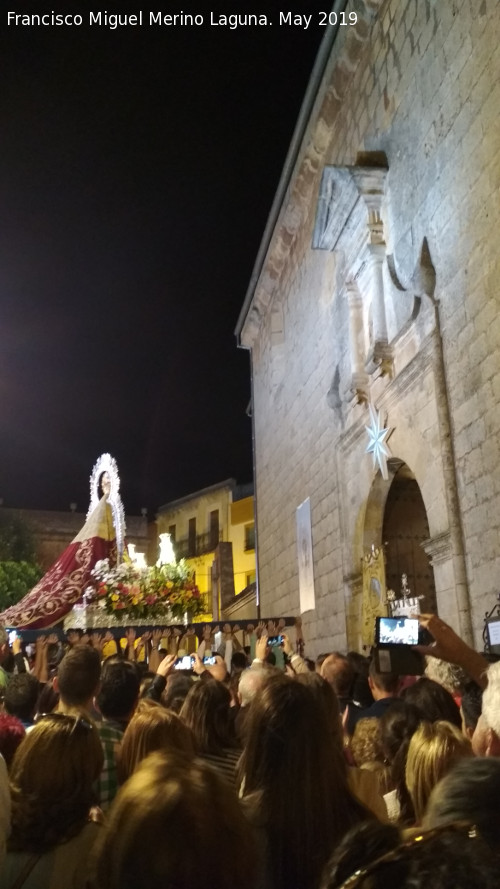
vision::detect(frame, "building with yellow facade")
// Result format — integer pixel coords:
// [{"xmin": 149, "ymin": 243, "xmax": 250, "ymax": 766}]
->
[{"xmin": 154, "ymin": 479, "xmax": 256, "ymax": 620}]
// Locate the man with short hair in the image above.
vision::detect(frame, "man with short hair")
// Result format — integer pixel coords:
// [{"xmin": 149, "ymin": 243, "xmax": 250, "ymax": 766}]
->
[
  {"xmin": 95, "ymin": 658, "xmax": 140, "ymax": 810},
  {"xmin": 320, "ymin": 652, "xmax": 354, "ymax": 713},
  {"xmin": 54, "ymin": 643, "xmax": 101, "ymax": 715},
  {"xmin": 4, "ymin": 673, "xmax": 39, "ymax": 729},
  {"xmin": 348, "ymin": 659, "xmax": 399, "ymax": 732}
]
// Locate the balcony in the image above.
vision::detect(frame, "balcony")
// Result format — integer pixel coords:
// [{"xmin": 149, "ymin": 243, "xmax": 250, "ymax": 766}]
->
[{"xmin": 174, "ymin": 530, "xmax": 222, "ymax": 559}]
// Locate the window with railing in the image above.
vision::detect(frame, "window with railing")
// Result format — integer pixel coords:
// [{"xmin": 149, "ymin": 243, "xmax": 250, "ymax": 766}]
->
[{"xmin": 175, "ymin": 530, "xmax": 222, "ymax": 559}]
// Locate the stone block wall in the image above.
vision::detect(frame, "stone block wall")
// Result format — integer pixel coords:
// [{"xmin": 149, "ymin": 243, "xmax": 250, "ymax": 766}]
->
[{"xmin": 244, "ymin": 0, "xmax": 500, "ymax": 654}]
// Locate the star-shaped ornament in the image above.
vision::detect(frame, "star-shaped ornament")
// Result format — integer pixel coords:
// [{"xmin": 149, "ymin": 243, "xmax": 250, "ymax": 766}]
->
[{"xmin": 365, "ymin": 403, "xmax": 393, "ymax": 480}]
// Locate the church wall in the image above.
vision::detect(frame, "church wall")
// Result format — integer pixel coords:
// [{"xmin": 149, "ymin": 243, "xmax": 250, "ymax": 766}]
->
[{"xmin": 245, "ymin": 0, "xmax": 500, "ymax": 653}]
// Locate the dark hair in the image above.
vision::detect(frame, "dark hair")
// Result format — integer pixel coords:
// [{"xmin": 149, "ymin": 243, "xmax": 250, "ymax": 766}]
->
[
  {"xmin": 460, "ymin": 681, "xmax": 483, "ymax": 733},
  {"xmin": 296, "ymin": 672, "xmax": 343, "ymax": 750},
  {"xmin": 323, "ymin": 820, "xmax": 400, "ymax": 888},
  {"xmin": 96, "ymin": 659, "xmax": 140, "ymax": 720},
  {"xmin": 56, "ymin": 644, "xmax": 101, "ymax": 707},
  {"xmin": 240, "ymin": 674, "xmax": 370, "ymax": 889},
  {"xmin": 380, "ymin": 700, "xmax": 422, "ymax": 825},
  {"xmin": 231, "ymin": 651, "xmax": 248, "ymax": 671},
  {"xmin": 0, "ymin": 713, "xmax": 25, "ymax": 768},
  {"xmin": 347, "ymin": 652, "xmax": 373, "ymax": 708},
  {"xmin": 163, "ymin": 674, "xmax": 194, "ymax": 713},
  {"xmin": 322, "ymin": 824, "xmax": 500, "ymax": 889},
  {"xmin": 368, "ymin": 659, "xmax": 399, "ymax": 695},
  {"xmin": 4, "ymin": 673, "xmax": 40, "ymax": 723},
  {"xmin": 35, "ymin": 681, "xmax": 59, "ymax": 716},
  {"xmin": 180, "ymin": 679, "xmax": 236, "ymax": 755},
  {"xmin": 425, "ymin": 757, "xmax": 500, "ymax": 852},
  {"xmin": 401, "ymin": 677, "xmax": 461, "ymax": 728}
]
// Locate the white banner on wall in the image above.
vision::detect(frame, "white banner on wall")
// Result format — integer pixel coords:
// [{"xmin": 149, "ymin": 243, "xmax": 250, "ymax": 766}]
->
[{"xmin": 296, "ymin": 497, "xmax": 315, "ymax": 614}]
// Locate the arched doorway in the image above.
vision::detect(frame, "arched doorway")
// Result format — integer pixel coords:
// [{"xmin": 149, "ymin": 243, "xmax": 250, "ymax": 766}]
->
[{"xmin": 382, "ymin": 462, "xmax": 437, "ymax": 612}]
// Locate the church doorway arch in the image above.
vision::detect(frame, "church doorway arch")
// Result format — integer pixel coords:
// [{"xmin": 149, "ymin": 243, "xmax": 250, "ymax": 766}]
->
[{"xmin": 381, "ymin": 462, "xmax": 437, "ymax": 613}]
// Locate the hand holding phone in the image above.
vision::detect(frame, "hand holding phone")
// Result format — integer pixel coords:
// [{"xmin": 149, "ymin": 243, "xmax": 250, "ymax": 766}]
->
[{"xmin": 267, "ymin": 634, "xmax": 284, "ymax": 647}]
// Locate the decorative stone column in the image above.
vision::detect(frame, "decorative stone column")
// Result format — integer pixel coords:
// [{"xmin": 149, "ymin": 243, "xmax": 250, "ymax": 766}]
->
[{"xmin": 346, "ymin": 281, "xmax": 369, "ymax": 401}]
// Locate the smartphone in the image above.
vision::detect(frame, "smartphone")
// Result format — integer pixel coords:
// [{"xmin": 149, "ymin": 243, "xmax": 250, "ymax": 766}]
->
[
  {"xmin": 203, "ymin": 655, "xmax": 217, "ymax": 665},
  {"xmin": 267, "ymin": 634, "xmax": 284, "ymax": 646},
  {"xmin": 174, "ymin": 655, "xmax": 195, "ymax": 670},
  {"xmin": 375, "ymin": 617, "xmax": 420, "ymax": 646},
  {"xmin": 8, "ymin": 630, "xmax": 18, "ymax": 645}
]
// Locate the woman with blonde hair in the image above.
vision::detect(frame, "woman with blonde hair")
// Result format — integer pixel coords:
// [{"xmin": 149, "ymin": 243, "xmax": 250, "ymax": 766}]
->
[
  {"xmin": 118, "ymin": 699, "xmax": 195, "ymax": 782},
  {"xmin": 405, "ymin": 719, "xmax": 472, "ymax": 823},
  {"xmin": 1, "ymin": 711, "xmax": 103, "ymax": 888}
]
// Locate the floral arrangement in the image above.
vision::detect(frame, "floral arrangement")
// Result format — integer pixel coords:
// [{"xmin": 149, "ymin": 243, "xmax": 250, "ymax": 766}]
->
[{"xmin": 88, "ymin": 558, "xmax": 203, "ymax": 621}]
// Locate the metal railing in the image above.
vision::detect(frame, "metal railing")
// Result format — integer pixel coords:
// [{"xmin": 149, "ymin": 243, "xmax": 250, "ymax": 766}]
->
[{"xmin": 174, "ymin": 530, "xmax": 222, "ymax": 559}]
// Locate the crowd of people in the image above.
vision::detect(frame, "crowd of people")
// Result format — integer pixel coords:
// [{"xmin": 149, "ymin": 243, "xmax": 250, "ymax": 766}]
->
[{"xmin": 0, "ymin": 613, "xmax": 499, "ymax": 889}]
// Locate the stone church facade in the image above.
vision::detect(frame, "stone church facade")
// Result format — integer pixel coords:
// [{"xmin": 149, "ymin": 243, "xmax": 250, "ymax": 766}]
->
[{"xmin": 236, "ymin": 0, "xmax": 500, "ymax": 654}]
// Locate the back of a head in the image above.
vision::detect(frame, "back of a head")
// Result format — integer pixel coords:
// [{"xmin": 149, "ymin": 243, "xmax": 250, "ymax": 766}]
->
[
  {"xmin": 9, "ymin": 712, "xmax": 104, "ymax": 852},
  {"xmin": 460, "ymin": 681, "xmax": 483, "ymax": 737},
  {"xmin": 238, "ymin": 664, "xmax": 272, "ymax": 707},
  {"xmin": 119, "ymin": 700, "xmax": 195, "ymax": 782},
  {"xmin": 321, "ymin": 653, "xmax": 354, "ymax": 699},
  {"xmin": 405, "ymin": 720, "xmax": 472, "ymax": 823},
  {"xmin": 180, "ymin": 678, "xmax": 234, "ymax": 754},
  {"xmin": 4, "ymin": 673, "xmax": 40, "ymax": 722},
  {"xmin": 401, "ymin": 677, "xmax": 461, "ymax": 728},
  {"xmin": 379, "ymin": 700, "xmax": 422, "ymax": 826},
  {"xmin": 240, "ymin": 674, "xmax": 366, "ymax": 889},
  {"xmin": 379, "ymin": 700, "xmax": 421, "ymax": 762},
  {"xmin": 348, "ymin": 652, "xmax": 373, "ymax": 708},
  {"xmin": 0, "ymin": 712, "xmax": 25, "ymax": 768},
  {"xmin": 97, "ymin": 659, "xmax": 140, "ymax": 720},
  {"xmin": 424, "ymin": 657, "xmax": 467, "ymax": 697},
  {"xmin": 242, "ymin": 674, "xmax": 350, "ymax": 791},
  {"xmin": 368, "ymin": 659, "xmax": 399, "ymax": 695},
  {"xmin": 93, "ymin": 751, "xmax": 257, "ymax": 889},
  {"xmin": 231, "ymin": 650, "xmax": 248, "ymax": 672},
  {"xmin": 425, "ymin": 757, "xmax": 500, "ymax": 853},
  {"xmin": 351, "ymin": 718, "xmax": 385, "ymax": 768},
  {"xmin": 163, "ymin": 673, "xmax": 194, "ymax": 713},
  {"xmin": 322, "ymin": 820, "xmax": 401, "ymax": 889},
  {"xmin": 56, "ymin": 644, "xmax": 101, "ymax": 708},
  {"xmin": 296, "ymin": 671, "xmax": 343, "ymax": 748},
  {"xmin": 322, "ymin": 823, "xmax": 499, "ymax": 889}
]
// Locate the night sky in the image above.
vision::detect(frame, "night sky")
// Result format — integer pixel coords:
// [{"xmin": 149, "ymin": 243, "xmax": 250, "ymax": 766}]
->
[{"xmin": 1, "ymin": 3, "xmax": 326, "ymax": 515}]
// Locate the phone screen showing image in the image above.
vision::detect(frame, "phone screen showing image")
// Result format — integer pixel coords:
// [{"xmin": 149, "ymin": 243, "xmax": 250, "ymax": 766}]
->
[
  {"xmin": 376, "ymin": 617, "xmax": 419, "ymax": 646},
  {"xmin": 174, "ymin": 655, "xmax": 193, "ymax": 670}
]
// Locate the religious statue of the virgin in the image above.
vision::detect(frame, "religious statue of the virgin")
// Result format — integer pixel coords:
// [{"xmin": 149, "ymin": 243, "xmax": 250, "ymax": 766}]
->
[{"xmin": 0, "ymin": 453, "xmax": 125, "ymax": 629}]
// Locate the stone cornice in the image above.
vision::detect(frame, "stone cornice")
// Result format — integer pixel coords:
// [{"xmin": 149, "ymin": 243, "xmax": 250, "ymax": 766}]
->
[{"xmin": 238, "ymin": 0, "xmax": 385, "ymax": 349}]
